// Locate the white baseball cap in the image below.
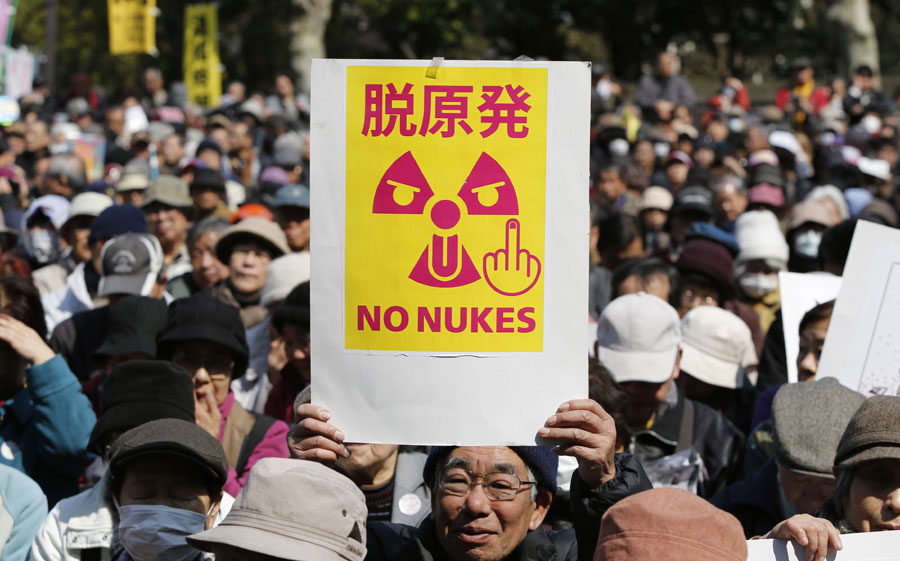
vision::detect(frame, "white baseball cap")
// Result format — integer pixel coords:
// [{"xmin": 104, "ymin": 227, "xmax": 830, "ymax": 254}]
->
[
  {"xmin": 63, "ymin": 192, "xmax": 113, "ymax": 230},
  {"xmin": 596, "ymin": 293, "xmax": 681, "ymax": 384},
  {"xmin": 680, "ymin": 306, "xmax": 757, "ymax": 389}
]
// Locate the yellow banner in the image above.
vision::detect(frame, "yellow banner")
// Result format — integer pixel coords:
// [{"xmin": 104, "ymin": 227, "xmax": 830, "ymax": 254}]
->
[
  {"xmin": 108, "ymin": 0, "xmax": 156, "ymax": 55},
  {"xmin": 345, "ymin": 65, "xmax": 548, "ymax": 352},
  {"xmin": 183, "ymin": 3, "xmax": 221, "ymax": 108}
]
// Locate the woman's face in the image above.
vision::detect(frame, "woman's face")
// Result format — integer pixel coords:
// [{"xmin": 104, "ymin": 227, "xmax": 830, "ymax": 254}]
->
[{"xmin": 845, "ymin": 459, "xmax": 900, "ymax": 532}]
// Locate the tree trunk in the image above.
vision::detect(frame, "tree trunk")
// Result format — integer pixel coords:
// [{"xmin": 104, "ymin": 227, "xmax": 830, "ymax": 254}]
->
[
  {"xmin": 291, "ymin": 0, "xmax": 332, "ymax": 94},
  {"xmin": 827, "ymin": 0, "xmax": 880, "ymax": 87}
]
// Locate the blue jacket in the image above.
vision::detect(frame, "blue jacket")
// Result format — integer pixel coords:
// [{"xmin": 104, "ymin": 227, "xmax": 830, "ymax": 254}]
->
[
  {"xmin": 0, "ymin": 355, "xmax": 97, "ymax": 506},
  {"xmin": 0, "ymin": 464, "xmax": 48, "ymax": 560}
]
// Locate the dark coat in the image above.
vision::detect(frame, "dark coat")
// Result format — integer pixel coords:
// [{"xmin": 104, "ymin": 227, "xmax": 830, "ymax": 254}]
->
[
  {"xmin": 710, "ymin": 457, "xmax": 782, "ymax": 538},
  {"xmin": 365, "ymin": 453, "xmax": 652, "ymax": 561},
  {"xmin": 632, "ymin": 384, "xmax": 744, "ymax": 498}
]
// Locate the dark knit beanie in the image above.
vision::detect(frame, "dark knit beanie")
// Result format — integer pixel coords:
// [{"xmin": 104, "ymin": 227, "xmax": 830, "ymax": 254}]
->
[
  {"xmin": 273, "ymin": 281, "xmax": 310, "ymax": 331},
  {"xmin": 675, "ymin": 237, "xmax": 736, "ymax": 299},
  {"xmin": 423, "ymin": 446, "xmax": 559, "ymax": 495}
]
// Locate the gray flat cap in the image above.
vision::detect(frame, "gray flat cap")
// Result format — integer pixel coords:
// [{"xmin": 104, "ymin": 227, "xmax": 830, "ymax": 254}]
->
[
  {"xmin": 834, "ymin": 395, "xmax": 900, "ymax": 470},
  {"xmin": 772, "ymin": 377, "xmax": 864, "ymax": 477}
]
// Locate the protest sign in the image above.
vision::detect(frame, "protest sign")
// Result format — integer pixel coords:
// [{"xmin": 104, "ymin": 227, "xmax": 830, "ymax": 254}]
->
[
  {"xmin": 0, "ymin": 0, "xmax": 15, "ymax": 47},
  {"xmin": 3, "ymin": 46, "xmax": 33, "ymax": 101},
  {"xmin": 68, "ymin": 135, "xmax": 106, "ymax": 183},
  {"xmin": 818, "ymin": 220, "xmax": 900, "ymax": 396},
  {"xmin": 778, "ymin": 272, "xmax": 842, "ymax": 383},
  {"xmin": 107, "ymin": 0, "xmax": 157, "ymax": 55},
  {"xmin": 746, "ymin": 530, "xmax": 900, "ymax": 561},
  {"xmin": 183, "ymin": 3, "xmax": 221, "ymax": 108},
  {"xmin": 311, "ymin": 59, "xmax": 589, "ymax": 444}
]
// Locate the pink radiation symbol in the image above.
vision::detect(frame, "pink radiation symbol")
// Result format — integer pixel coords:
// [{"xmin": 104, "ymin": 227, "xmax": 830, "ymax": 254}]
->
[{"xmin": 372, "ymin": 151, "xmax": 519, "ymax": 288}]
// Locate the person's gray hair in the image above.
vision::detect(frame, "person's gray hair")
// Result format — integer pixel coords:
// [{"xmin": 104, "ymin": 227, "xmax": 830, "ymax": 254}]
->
[
  {"xmin": 433, "ymin": 455, "xmax": 538, "ymax": 502},
  {"xmin": 187, "ymin": 216, "xmax": 230, "ymax": 249},
  {"xmin": 48, "ymin": 153, "xmax": 87, "ymax": 191},
  {"xmin": 711, "ymin": 174, "xmax": 746, "ymax": 195}
]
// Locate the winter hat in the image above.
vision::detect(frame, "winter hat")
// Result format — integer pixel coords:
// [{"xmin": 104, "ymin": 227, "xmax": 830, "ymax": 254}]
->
[
  {"xmin": 89, "ymin": 204, "xmax": 148, "ymax": 242},
  {"xmin": 190, "ymin": 167, "xmax": 226, "ymax": 192},
  {"xmin": 109, "ymin": 418, "xmax": 229, "ymax": 494},
  {"xmin": 158, "ymin": 292, "xmax": 250, "ymax": 379},
  {"xmin": 859, "ymin": 199, "xmax": 899, "ymax": 228},
  {"xmin": 424, "ymin": 446, "xmax": 559, "ymax": 495},
  {"xmin": 594, "ymin": 488, "xmax": 747, "ymax": 561},
  {"xmin": 734, "ymin": 210, "xmax": 788, "ymax": 267},
  {"xmin": 788, "ymin": 200, "xmax": 838, "ymax": 232},
  {"xmin": 639, "ymin": 186, "xmax": 674, "ymax": 212},
  {"xmin": 261, "ymin": 253, "xmax": 310, "ymax": 308},
  {"xmin": 273, "ymin": 281, "xmax": 310, "ymax": 331},
  {"xmin": 834, "ymin": 395, "xmax": 900, "ymax": 470},
  {"xmin": 88, "ymin": 360, "xmax": 195, "ymax": 455},
  {"xmin": 773, "ymin": 377, "xmax": 865, "ymax": 477},
  {"xmin": 675, "ymin": 237, "xmax": 736, "ymax": 298},
  {"xmin": 95, "ymin": 296, "xmax": 169, "ymax": 358},
  {"xmin": 807, "ymin": 185, "xmax": 850, "ymax": 220},
  {"xmin": 23, "ymin": 194, "xmax": 70, "ymax": 231}
]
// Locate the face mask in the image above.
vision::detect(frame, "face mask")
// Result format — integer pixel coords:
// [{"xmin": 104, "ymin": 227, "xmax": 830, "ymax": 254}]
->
[
  {"xmin": 24, "ymin": 229, "xmax": 61, "ymax": 265},
  {"xmin": 862, "ymin": 115, "xmax": 881, "ymax": 136},
  {"xmin": 654, "ymin": 142, "xmax": 670, "ymax": 159},
  {"xmin": 117, "ymin": 504, "xmax": 206, "ymax": 561},
  {"xmin": 793, "ymin": 230, "xmax": 823, "ymax": 259},
  {"xmin": 738, "ymin": 273, "xmax": 778, "ymax": 299},
  {"xmin": 595, "ymin": 78, "xmax": 612, "ymax": 99}
]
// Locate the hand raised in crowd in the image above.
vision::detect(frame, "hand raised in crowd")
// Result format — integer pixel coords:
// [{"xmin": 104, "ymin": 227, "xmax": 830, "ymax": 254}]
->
[
  {"xmin": 195, "ymin": 387, "xmax": 223, "ymax": 438},
  {"xmin": 0, "ymin": 313, "xmax": 55, "ymax": 366},
  {"xmin": 763, "ymin": 514, "xmax": 843, "ymax": 561},
  {"xmin": 539, "ymin": 399, "xmax": 617, "ymax": 488},
  {"xmin": 288, "ymin": 404, "xmax": 349, "ymax": 463}
]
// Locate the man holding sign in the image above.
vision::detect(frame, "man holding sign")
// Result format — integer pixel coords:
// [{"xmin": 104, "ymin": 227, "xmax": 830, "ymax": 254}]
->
[{"xmin": 290, "ymin": 398, "xmax": 652, "ymax": 561}]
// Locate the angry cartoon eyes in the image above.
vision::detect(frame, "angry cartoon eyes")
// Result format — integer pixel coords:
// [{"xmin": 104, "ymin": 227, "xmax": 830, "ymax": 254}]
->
[
  {"xmin": 388, "ymin": 180, "xmax": 421, "ymax": 207},
  {"xmin": 471, "ymin": 182, "xmax": 503, "ymax": 208}
]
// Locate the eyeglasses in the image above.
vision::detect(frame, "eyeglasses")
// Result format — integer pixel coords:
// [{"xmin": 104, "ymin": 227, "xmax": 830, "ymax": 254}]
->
[
  {"xmin": 231, "ymin": 244, "xmax": 272, "ymax": 262},
  {"xmin": 438, "ymin": 467, "xmax": 535, "ymax": 501},
  {"xmin": 172, "ymin": 352, "xmax": 234, "ymax": 378}
]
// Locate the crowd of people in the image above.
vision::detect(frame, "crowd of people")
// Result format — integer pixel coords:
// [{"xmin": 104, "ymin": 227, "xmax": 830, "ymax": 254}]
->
[{"xmin": 0, "ymin": 52, "xmax": 897, "ymax": 561}]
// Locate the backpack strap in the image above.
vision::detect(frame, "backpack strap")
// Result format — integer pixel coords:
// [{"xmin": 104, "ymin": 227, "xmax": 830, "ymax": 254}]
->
[
  {"xmin": 676, "ymin": 398, "xmax": 695, "ymax": 453},
  {"xmin": 235, "ymin": 412, "xmax": 277, "ymax": 476}
]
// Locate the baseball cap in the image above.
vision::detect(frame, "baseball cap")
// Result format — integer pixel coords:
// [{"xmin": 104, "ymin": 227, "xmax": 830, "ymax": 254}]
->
[
  {"xmin": 98, "ymin": 233, "xmax": 164, "ymax": 298},
  {"xmin": 596, "ymin": 293, "xmax": 681, "ymax": 384},
  {"xmin": 188, "ymin": 458, "xmax": 368, "ymax": 561},
  {"xmin": 748, "ymin": 183, "xmax": 786, "ymax": 208},
  {"xmin": 666, "ymin": 150, "xmax": 693, "ymax": 168},
  {"xmin": 63, "ymin": 192, "xmax": 113, "ymax": 230},
  {"xmin": 679, "ymin": 307, "xmax": 756, "ymax": 389},
  {"xmin": 638, "ymin": 186, "xmax": 673, "ymax": 213},
  {"xmin": 274, "ymin": 184, "xmax": 310, "ymax": 209},
  {"xmin": 89, "ymin": 204, "xmax": 148, "ymax": 242},
  {"xmin": 142, "ymin": 175, "xmax": 192, "ymax": 209},
  {"xmin": 671, "ymin": 186, "xmax": 715, "ymax": 218}
]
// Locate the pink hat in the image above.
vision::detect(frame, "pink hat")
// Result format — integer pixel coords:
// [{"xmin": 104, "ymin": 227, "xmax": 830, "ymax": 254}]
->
[
  {"xmin": 748, "ymin": 183, "xmax": 785, "ymax": 208},
  {"xmin": 594, "ymin": 488, "xmax": 747, "ymax": 561},
  {"xmin": 666, "ymin": 150, "xmax": 693, "ymax": 168}
]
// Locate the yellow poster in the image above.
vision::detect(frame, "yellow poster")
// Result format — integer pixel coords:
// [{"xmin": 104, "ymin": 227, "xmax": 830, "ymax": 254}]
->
[
  {"xmin": 183, "ymin": 3, "xmax": 221, "ymax": 108},
  {"xmin": 108, "ymin": 0, "xmax": 156, "ymax": 55},
  {"xmin": 345, "ymin": 66, "xmax": 548, "ymax": 353}
]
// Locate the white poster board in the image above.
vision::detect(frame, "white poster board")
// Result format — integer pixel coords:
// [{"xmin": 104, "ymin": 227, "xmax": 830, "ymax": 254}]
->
[
  {"xmin": 818, "ymin": 221, "xmax": 900, "ymax": 396},
  {"xmin": 779, "ymin": 272, "xmax": 842, "ymax": 383},
  {"xmin": 3, "ymin": 47, "xmax": 34, "ymax": 101},
  {"xmin": 746, "ymin": 530, "xmax": 900, "ymax": 561},
  {"xmin": 310, "ymin": 59, "xmax": 589, "ymax": 444}
]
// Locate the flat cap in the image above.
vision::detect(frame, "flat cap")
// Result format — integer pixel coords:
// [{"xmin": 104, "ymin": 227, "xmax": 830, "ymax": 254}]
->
[
  {"xmin": 109, "ymin": 418, "xmax": 229, "ymax": 493},
  {"xmin": 834, "ymin": 395, "xmax": 900, "ymax": 470},
  {"xmin": 772, "ymin": 377, "xmax": 864, "ymax": 477}
]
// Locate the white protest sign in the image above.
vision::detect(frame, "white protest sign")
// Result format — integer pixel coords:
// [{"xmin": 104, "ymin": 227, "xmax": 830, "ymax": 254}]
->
[
  {"xmin": 818, "ymin": 221, "xmax": 900, "ymax": 396},
  {"xmin": 3, "ymin": 47, "xmax": 34, "ymax": 101},
  {"xmin": 124, "ymin": 104, "xmax": 149, "ymax": 134},
  {"xmin": 779, "ymin": 272, "xmax": 842, "ymax": 383},
  {"xmin": 310, "ymin": 59, "xmax": 589, "ymax": 444},
  {"xmin": 746, "ymin": 530, "xmax": 900, "ymax": 561}
]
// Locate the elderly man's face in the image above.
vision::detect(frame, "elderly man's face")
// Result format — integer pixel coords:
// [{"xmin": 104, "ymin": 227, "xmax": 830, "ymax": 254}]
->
[
  {"xmin": 145, "ymin": 203, "xmax": 190, "ymax": 246},
  {"xmin": 777, "ymin": 461, "xmax": 835, "ymax": 515},
  {"xmin": 190, "ymin": 232, "xmax": 229, "ymax": 289},
  {"xmin": 433, "ymin": 447, "xmax": 550, "ymax": 561},
  {"xmin": 228, "ymin": 241, "xmax": 271, "ymax": 295},
  {"xmin": 715, "ymin": 183, "xmax": 747, "ymax": 223}
]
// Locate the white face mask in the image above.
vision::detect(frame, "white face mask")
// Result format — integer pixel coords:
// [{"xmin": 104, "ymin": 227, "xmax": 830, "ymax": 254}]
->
[
  {"xmin": 117, "ymin": 504, "xmax": 206, "ymax": 561},
  {"xmin": 793, "ymin": 229, "xmax": 823, "ymax": 259},
  {"xmin": 738, "ymin": 273, "xmax": 778, "ymax": 299},
  {"xmin": 862, "ymin": 114, "xmax": 881, "ymax": 135},
  {"xmin": 609, "ymin": 138, "xmax": 630, "ymax": 157}
]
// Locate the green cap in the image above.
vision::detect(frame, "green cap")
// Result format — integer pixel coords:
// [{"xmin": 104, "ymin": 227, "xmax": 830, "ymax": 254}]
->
[{"xmin": 142, "ymin": 175, "xmax": 192, "ymax": 209}]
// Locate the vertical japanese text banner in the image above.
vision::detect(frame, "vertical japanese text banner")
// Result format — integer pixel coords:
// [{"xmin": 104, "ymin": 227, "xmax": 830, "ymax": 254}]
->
[
  {"xmin": 311, "ymin": 60, "xmax": 590, "ymax": 445},
  {"xmin": 108, "ymin": 0, "xmax": 157, "ymax": 55},
  {"xmin": 183, "ymin": 3, "xmax": 221, "ymax": 108}
]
